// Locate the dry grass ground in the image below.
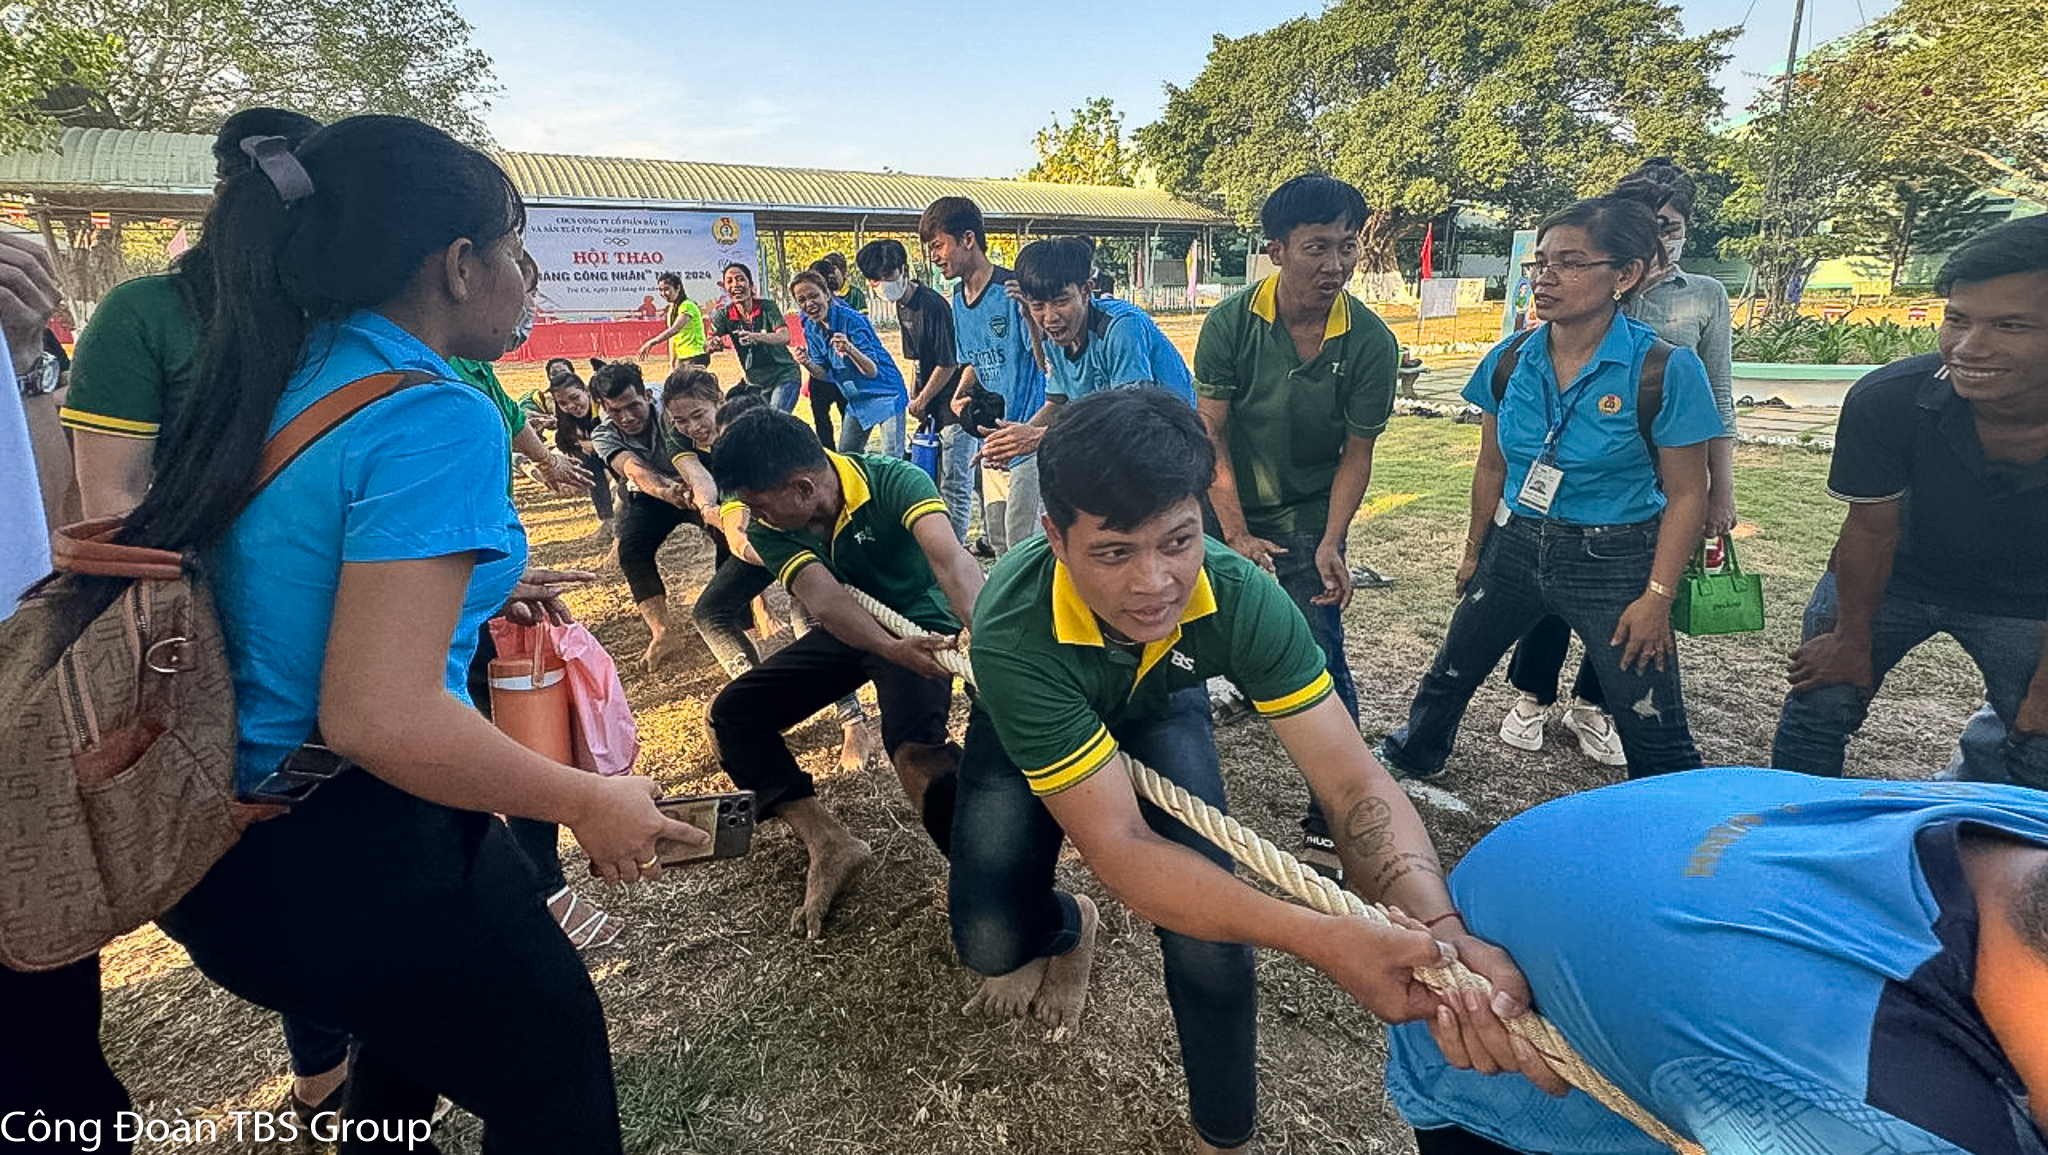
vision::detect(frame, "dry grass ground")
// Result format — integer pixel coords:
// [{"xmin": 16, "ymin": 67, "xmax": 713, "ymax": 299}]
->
[{"xmin": 96, "ymin": 328, "xmax": 1983, "ymax": 1154}]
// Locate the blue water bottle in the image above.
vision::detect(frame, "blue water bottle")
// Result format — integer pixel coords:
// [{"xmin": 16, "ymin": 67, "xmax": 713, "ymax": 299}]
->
[{"xmin": 909, "ymin": 417, "xmax": 941, "ymax": 480}]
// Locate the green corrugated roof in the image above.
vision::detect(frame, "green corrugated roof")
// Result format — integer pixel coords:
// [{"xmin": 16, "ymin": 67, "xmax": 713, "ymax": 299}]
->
[
  {"xmin": 0, "ymin": 128, "xmax": 218, "ymax": 197},
  {"xmin": 497, "ymin": 151, "xmax": 1223, "ymax": 226},
  {"xmin": 0, "ymin": 128, "xmax": 1225, "ymax": 229}
]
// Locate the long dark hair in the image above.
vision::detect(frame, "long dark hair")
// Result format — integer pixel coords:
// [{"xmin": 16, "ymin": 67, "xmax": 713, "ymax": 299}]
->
[{"xmin": 125, "ymin": 116, "xmax": 524, "ymax": 554}]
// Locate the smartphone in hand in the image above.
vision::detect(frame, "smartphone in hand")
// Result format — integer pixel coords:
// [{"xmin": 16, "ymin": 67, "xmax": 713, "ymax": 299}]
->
[{"xmin": 655, "ymin": 791, "xmax": 756, "ymax": 867}]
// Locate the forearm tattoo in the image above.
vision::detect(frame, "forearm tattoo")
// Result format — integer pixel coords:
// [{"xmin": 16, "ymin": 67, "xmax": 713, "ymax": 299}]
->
[{"xmin": 1341, "ymin": 797, "xmax": 1444, "ymax": 899}]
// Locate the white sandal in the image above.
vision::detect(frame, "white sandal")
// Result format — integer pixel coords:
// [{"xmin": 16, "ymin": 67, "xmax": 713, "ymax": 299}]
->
[{"xmin": 547, "ymin": 886, "xmax": 621, "ymax": 951}]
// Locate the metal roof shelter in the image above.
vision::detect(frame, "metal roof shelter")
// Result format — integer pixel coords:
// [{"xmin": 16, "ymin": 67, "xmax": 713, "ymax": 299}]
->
[{"xmin": 0, "ymin": 128, "xmax": 1227, "ymax": 235}]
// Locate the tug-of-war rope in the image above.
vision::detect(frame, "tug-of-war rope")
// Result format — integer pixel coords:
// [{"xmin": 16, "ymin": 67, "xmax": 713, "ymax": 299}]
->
[{"xmin": 847, "ymin": 588, "xmax": 1702, "ymax": 1155}]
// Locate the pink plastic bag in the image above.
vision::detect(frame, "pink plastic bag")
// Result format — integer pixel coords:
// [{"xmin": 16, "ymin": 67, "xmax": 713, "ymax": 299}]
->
[{"xmin": 488, "ymin": 619, "xmax": 640, "ymax": 776}]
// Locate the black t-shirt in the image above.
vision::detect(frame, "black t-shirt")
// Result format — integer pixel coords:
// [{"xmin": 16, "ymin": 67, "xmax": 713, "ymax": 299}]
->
[
  {"xmin": 1828, "ymin": 353, "xmax": 2048, "ymax": 617},
  {"xmin": 553, "ymin": 406, "xmax": 599, "ymax": 458},
  {"xmin": 895, "ymin": 282, "xmax": 961, "ymax": 429}
]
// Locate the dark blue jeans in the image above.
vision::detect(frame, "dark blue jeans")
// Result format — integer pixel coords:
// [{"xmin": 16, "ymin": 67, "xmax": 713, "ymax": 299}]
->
[
  {"xmin": 949, "ymin": 689, "xmax": 1257, "ymax": 1149},
  {"xmin": 1771, "ymin": 572, "xmax": 2048, "ymax": 783},
  {"xmin": 1381, "ymin": 515, "xmax": 1702, "ymax": 779},
  {"xmin": 1268, "ymin": 530, "xmax": 1359, "ymax": 841}
]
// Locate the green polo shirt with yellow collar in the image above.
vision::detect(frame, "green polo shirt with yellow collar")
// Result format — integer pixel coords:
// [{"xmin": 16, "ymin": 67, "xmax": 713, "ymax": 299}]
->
[
  {"xmin": 746, "ymin": 450, "xmax": 956, "ymax": 632},
  {"xmin": 1193, "ymin": 275, "xmax": 1399, "ymax": 537},
  {"xmin": 970, "ymin": 536, "xmax": 1332, "ymax": 796}
]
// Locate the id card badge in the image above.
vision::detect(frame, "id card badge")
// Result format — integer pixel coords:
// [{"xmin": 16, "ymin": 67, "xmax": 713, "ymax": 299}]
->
[{"xmin": 1517, "ymin": 460, "xmax": 1565, "ymax": 515}]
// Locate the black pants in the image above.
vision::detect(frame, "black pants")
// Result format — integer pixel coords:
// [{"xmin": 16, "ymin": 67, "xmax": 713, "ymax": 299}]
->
[
  {"xmin": 1414, "ymin": 1127, "xmax": 1531, "ymax": 1154},
  {"xmin": 156, "ymin": 771, "xmax": 622, "ymax": 1155},
  {"xmin": 1505, "ymin": 614, "xmax": 1605, "ymax": 709},
  {"xmin": 616, "ymin": 491, "xmax": 728, "ymax": 605},
  {"xmin": 809, "ymin": 378, "xmax": 847, "ymax": 446},
  {"xmin": 574, "ymin": 449, "xmax": 614, "ymax": 524},
  {"xmin": 708, "ymin": 629, "xmax": 953, "ymax": 844},
  {"xmin": 0, "ymin": 954, "xmax": 133, "ymax": 1154}
]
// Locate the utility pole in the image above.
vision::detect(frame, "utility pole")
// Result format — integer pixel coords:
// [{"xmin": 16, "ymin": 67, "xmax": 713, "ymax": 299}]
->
[{"xmin": 1751, "ymin": 0, "xmax": 1809, "ymax": 327}]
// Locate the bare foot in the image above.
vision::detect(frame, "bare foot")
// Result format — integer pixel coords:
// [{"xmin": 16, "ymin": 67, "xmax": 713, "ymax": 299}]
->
[
  {"xmin": 1030, "ymin": 893, "xmax": 1098, "ymax": 1032},
  {"xmin": 962, "ymin": 957, "xmax": 1048, "ymax": 1020},
  {"xmin": 838, "ymin": 719, "xmax": 881, "ymax": 773},
  {"xmin": 290, "ymin": 1059, "xmax": 348, "ymax": 1115},
  {"xmin": 790, "ymin": 832, "xmax": 872, "ymax": 939}
]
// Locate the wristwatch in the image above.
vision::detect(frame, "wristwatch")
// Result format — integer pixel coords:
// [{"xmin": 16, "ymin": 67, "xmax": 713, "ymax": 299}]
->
[{"xmin": 17, "ymin": 351, "xmax": 59, "ymax": 397}]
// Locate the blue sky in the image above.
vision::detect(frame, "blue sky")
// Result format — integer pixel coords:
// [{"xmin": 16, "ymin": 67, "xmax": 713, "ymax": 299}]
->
[{"xmin": 465, "ymin": 0, "xmax": 1893, "ymax": 177}]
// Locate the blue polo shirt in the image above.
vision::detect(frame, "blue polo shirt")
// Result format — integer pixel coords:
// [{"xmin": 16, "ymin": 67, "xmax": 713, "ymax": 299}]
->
[
  {"xmin": 1462, "ymin": 314, "xmax": 1721, "ymax": 526},
  {"xmin": 799, "ymin": 299, "xmax": 908, "ymax": 429},
  {"xmin": 210, "ymin": 310, "xmax": 527, "ymax": 793},
  {"xmin": 952, "ymin": 265, "xmax": 1046, "ymax": 430},
  {"xmin": 1387, "ymin": 769, "xmax": 2048, "ymax": 1155},
  {"xmin": 1043, "ymin": 297, "xmax": 1194, "ymax": 406}
]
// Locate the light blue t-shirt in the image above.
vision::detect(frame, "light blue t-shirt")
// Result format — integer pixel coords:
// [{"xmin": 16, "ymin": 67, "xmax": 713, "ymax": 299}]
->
[
  {"xmin": 800, "ymin": 299, "xmax": 908, "ymax": 429},
  {"xmin": 952, "ymin": 266, "xmax": 1046, "ymax": 429},
  {"xmin": 1462, "ymin": 314, "xmax": 1722, "ymax": 526},
  {"xmin": 1387, "ymin": 769, "xmax": 2048, "ymax": 1155},
  {"xmin": 212, "ymin": 310, "xmax": 527, "ymax": 793},
  {"xmin": 1043, "ymin": 297, "xmax": 1195, "ymax": 406}
]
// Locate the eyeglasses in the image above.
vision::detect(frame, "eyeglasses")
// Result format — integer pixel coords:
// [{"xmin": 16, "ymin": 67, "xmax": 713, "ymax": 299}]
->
[{"xmin": 1521, "ymin": 259, "xmax": 1619, "ymax": 281}]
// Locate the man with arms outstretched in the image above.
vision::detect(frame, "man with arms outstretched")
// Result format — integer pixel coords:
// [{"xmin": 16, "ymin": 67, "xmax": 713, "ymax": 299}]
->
[
  {"xmin": 950, "ymin": 388, "xmax": 1549, "ymax": 1154},
  {"xmin": 1389, "ymin": 768, "xmax": 2048, "ymax": 1155},
  {"xmin": 707, "ymin": 409, "xmax": 984, "ymax": 937}
]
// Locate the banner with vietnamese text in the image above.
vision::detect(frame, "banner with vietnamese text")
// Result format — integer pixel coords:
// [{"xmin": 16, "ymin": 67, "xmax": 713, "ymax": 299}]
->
[{"xmin": 525, "ymin": 207, "xmax": 758, "ymax": 321}]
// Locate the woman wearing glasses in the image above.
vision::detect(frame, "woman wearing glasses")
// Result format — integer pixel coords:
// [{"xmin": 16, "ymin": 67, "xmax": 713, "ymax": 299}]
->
[
  {"xmin": 1377, "ymin": 195, "xmax": 1721, "ymax": 783},
  {"xmin": 1493, "ymin": 160, "xmax": 1738, "ymax": 767}
]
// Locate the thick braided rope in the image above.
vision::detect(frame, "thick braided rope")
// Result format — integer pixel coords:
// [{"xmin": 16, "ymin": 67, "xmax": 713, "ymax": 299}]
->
[{"xmin": 850, "ymin": 588, "xmax": 1702, "ymax": 1155}]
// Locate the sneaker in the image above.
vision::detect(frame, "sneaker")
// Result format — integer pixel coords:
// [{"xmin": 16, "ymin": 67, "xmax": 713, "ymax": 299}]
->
[
  {"xmin": 1373, "ymin": 740, "xmax": 1445, "ymax": 782},
  {"xmin": 1498, "ymin": 692, "xmax": 1547, "ymax": 752},
  {"xmin": 1561, "ymin": 697, "xmax": 1627, "ymax": 766},
  {"xmin": 1349, "ymin": 563, "xmax": 1395, "ymax": 590},
  {"xmin": 1206, "ymin": 675, "xmax": 1252, "ymax": 726},
  {"xmin": 1300, "ymin": 832, "xmax": 1343, "ymax": 883}
]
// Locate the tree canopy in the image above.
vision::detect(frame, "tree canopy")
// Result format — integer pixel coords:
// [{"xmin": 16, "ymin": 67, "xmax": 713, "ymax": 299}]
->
[
  {"xmin": 1809, "ymin": 0, "xmax": 2048, "ymax": 198},
  {"xmin": 1, "ymin": 0, "xmax": 499, "ymax": 147},
  {"xmin": 1134, "ymin": 0, "xmax": 1734, "ymax": 270},
  {"xmin": 1026, "ymin": 97, "xmax": 1133, "ymax": 186}
]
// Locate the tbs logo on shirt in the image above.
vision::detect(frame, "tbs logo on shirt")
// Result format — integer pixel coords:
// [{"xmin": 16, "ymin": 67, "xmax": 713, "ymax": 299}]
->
[{"xmin": 1170, "ymin": 650, "xmax": 1195, "ymax": 672}]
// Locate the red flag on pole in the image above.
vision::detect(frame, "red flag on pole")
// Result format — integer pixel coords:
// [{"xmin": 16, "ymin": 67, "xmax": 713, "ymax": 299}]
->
[{"xmin": 1419, "ymin": 222, "xmax": 1435, "ymax": 281}]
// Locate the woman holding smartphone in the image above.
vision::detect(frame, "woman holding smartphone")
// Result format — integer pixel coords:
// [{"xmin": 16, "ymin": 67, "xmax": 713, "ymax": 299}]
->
[{"xmin": 119, "ymin": 116, "xmax": 697, "ymax": 1151}]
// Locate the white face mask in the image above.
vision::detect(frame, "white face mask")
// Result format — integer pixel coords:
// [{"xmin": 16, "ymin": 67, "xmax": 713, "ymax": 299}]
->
[
  {"xmin": 509, "ymin": 300, "xmax": 537, "ymax": 349},
  {"xmin": 1663, "ymin": 234, "xmax": 1686, "ymax": 267},
  {"xmin": 879, "ymin": 277, "xmax": 909, "ymax": 303}
]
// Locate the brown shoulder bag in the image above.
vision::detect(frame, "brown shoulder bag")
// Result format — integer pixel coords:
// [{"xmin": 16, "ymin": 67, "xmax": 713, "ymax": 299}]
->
[{"xmin": 0, "ymin": 370, "xmax": 434, "ymax": 971}]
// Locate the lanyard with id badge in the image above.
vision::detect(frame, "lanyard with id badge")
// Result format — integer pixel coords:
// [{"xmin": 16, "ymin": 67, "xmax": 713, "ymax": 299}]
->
[{"xmin": 1517, "ymin": 371, "xmax": 1600, "ymax": 517}]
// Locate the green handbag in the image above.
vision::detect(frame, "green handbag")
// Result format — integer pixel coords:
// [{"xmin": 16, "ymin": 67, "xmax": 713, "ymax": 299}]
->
[{"xmin": 1670, "ymin": 534, "xmax": 1765, "ymax": 636}]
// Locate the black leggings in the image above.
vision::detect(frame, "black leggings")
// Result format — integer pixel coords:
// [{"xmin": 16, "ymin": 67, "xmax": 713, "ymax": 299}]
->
[
  {"xmin": 616, "ymin": 491, "xmax": 729, "ymax": 604},
  {"xmin": 0, "ymin": 954, "xmax": 133, "ymax": 1154},
  {"xmin": 156, "ymin": 771, "xmax": 623, "ymax": 1154},
  {"xmin": 809, "ymin": 377, "xmax": 847, "ymax": 445}
]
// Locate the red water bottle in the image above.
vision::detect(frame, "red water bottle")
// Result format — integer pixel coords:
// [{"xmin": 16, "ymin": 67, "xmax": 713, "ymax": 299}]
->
[{"xmin": 1703, "ymin": 536, "xmax": 1726, "ymax": 571}]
